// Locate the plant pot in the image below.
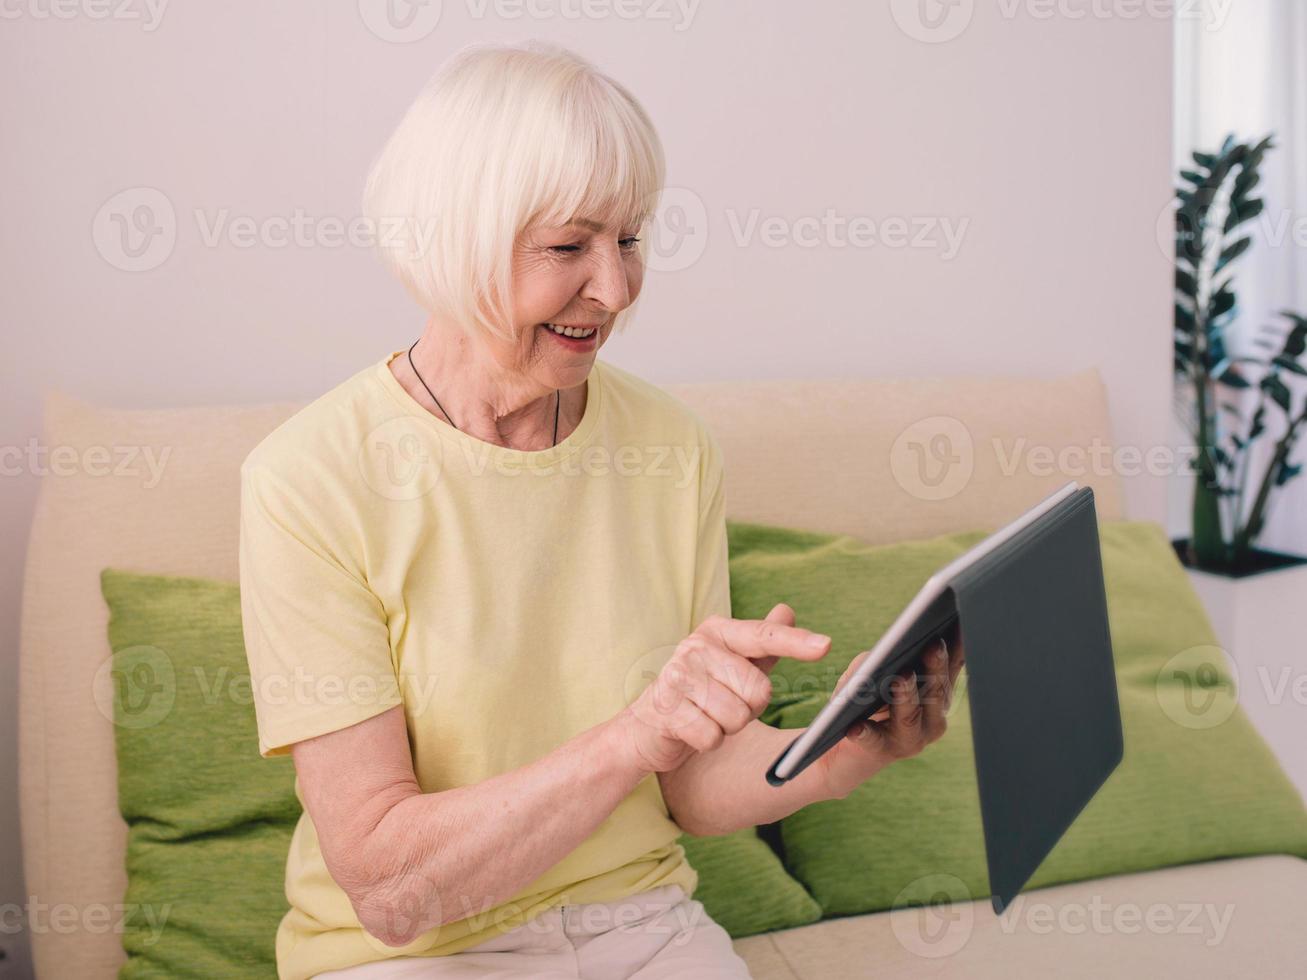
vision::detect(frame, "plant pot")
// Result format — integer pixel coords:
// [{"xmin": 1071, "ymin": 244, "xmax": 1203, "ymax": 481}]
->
[{"xmin": 1172, "ymin": 538, "xmax": 1307, "ymax": 802}]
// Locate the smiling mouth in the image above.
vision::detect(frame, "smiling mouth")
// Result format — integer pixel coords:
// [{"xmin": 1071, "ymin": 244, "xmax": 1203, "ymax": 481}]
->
[{"xmin": 540, "ymin": 323, "xmax": 599, "ymax": 339}]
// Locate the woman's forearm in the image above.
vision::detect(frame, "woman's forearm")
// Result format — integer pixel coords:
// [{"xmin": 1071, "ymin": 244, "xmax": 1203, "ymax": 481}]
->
[
  {"xmin": 355, "ymin": 714, "xmax": 648, "ymax": 947},
  {"xmin": 658, "ymin": 719, "xmax": 860, "ymax": 837}
]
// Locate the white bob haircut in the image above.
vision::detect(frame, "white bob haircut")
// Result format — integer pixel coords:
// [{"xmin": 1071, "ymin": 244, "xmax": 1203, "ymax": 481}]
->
[{"xmin": 363, "ymin": 39, "xmax": 666, "ymax": 344}]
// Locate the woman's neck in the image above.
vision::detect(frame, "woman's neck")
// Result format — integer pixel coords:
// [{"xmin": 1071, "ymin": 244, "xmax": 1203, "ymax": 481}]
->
[{"xmin": 391, "ymin": 328, "xmax": 584, "ymax": 450}]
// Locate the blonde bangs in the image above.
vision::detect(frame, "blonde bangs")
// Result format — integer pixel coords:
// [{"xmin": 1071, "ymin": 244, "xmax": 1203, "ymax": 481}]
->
[{"xmin": 525, "ymin": 74, "xmax": 665, "ymax": 237}]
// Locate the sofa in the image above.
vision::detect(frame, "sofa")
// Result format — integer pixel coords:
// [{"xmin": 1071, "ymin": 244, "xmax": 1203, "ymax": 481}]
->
[{"xmin": 18, "ymin": 363, "xmax": 1307, "ymax": 978}]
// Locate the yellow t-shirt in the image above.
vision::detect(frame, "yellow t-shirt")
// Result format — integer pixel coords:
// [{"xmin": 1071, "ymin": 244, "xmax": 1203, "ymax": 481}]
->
[{"xmin": 238, "ymin": 348, "xmax": 731, "ymax": 980}]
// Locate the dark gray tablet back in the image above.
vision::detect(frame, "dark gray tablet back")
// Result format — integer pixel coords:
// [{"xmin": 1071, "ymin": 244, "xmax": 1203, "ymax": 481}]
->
[{"xmin": 949, "ymin": 486, "xmax": 1122, "ymax": 914}]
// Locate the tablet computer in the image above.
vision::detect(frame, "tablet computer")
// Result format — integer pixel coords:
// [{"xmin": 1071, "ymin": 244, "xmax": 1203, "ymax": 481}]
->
[
  {"xmin": 765, "ymin": 480, "xmax": 1084, "ymax": 786},
  {"xmin": 763, "ymin": 479, "xmax": 1123, "ymax": 913}
]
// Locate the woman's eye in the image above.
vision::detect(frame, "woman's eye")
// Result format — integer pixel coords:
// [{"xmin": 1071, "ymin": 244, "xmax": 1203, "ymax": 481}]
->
[{"xmin": 547, "ymin": 238, "xmax": 641, "ymax": 255}]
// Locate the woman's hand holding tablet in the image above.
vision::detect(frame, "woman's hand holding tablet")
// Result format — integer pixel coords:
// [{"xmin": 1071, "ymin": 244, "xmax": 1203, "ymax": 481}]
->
[{"xmin": 813, "ymin": 633, "xmax": 966, "ymax": 800}]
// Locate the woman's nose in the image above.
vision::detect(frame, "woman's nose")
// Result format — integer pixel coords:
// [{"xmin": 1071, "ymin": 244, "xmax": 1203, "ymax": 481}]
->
[{"xmin": 580, "ymin": 242, "xmax": 632, "ymax": 311}]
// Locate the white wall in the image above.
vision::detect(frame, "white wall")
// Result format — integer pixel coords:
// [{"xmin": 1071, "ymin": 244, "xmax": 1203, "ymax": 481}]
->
[{"xmin": 0, "ymin": 3, "xmax": 1173, "ymax": 975}]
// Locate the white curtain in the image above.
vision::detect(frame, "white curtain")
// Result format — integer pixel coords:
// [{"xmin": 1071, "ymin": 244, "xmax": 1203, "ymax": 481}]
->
[{"xmin": 1171, "ymin": 1, "xmax": 1307, "ymax": 557}]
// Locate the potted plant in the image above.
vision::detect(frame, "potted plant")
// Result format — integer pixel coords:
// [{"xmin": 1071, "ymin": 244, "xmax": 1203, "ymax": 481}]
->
[{"xmin": 1170, "ymin": 132, "xmax": 1307, "ymax": 664}]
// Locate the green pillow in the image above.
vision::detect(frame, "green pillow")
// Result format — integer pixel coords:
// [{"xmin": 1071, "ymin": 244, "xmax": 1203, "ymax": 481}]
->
[
  {"xmin": 101, "ymin": 568, "xmax": 298, "ymax": 978},
  {"xmin": 726, "ymin": 519, "xmax": 1307, "ymax": 917},
  {"xmin": 678, "ymin": 829, "xmax": 821, "ymax": 937},
  {"xmin": 99, "ymin": 568, "xmax": 821, "ymax": 974}
]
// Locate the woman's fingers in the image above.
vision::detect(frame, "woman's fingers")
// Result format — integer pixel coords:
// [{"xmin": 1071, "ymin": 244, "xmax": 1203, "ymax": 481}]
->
[
  {"xmin": 878, "ymin": 639, "xmax": 954, "ymax": 755},
  {"xmin": 655, "ymin": 674, "xmax": 757, "ymax": 754},
  {"xmin": 675, "ymin": 637, "xmax": 773, "ymax": 716},
  {"xmin": 948, "ymin": 636, "xmax": 966, "ymax": 691},
  {"xmin": 886, "ymin": 671, "xmax": 924, "ymax": 748},
  {"xmin": 684, "ymin": 676, "xmax": 756, "ymax": 738},
  {"xmin": 750, "ymin": 602, "xmax": 796, "ymax": 675},
  {"xmin": 650, "ymin": 638, "xmax": 772, "ymax": 742},
  {"xmin": 834, "ymin": 647, "xmax": 873, "ymax": 696},
  {"xmin": 675, "ymin": 706, "xmax": 731, "ymax": 754},
  {"xmin": 920, "ymin": 640, "xmax": 951, "ymax": 740},
  {"xmin": 694, "ymin": 611, "xmax": 831, "ymax": 673}
]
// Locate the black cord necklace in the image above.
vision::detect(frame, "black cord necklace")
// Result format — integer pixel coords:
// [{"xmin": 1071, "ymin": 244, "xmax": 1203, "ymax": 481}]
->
[{"xmin": 406, "ymin": 339, "xmax": 560, "ymax": 447}]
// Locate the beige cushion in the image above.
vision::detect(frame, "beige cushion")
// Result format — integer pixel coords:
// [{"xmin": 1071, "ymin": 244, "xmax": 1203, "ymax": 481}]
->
[
  {"xmin": 663, "ymin": 367, "xmax": 1123, "ymax": 544},
  {"xmin": 734, "ymin": 855, "xmax": 1307, "ymax": 980},
  {"xmin": 20, "ymin": 366, "xmax": 1124, "ymax": 978}
]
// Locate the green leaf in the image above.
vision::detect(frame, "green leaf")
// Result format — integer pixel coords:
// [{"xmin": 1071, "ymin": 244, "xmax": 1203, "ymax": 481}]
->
[
  {"xmin": 1216, "ymin": 366, "xmax": 1251, "ymax": 389},
  {"xmin": 1273, "ymin": 355, "xmax": 1307, "ymax": 376},
  {"xmin": 1249, "ymin": 405, "xmax": 1266, "ymax": 440},
  {"xmin": 1211, "ymin": 288, "xmax": 1236, "ymax": 319},
  {"xmin": 1231, "ymin": 169, "xmax": 1261, "ymax": 196},
  {"xmin": 1280, "ymin": 317, "xmax": 1307, "ymax": 358},
  {"xmin": 1215, "ymin": 236, "xmax": 1252, "ymax": 271},
  {"xmin": 1224, "ymin": 197, "xmax": 1264, "ymax": 233},
  {"xmin": 1261, "ymin": 374, "xmax": 1292, "ymax": 412}
]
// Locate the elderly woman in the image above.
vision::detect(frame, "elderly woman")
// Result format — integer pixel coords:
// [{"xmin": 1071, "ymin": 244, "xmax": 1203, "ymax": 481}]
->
[{"xmin": 238, "ymin": 40, "xmax": 962, "ymax": 980}]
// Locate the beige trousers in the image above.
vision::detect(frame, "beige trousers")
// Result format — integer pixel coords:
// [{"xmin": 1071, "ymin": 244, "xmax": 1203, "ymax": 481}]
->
[{"xmin": 314, "ymin": 884, "xmax": 753, "ymax": 979}]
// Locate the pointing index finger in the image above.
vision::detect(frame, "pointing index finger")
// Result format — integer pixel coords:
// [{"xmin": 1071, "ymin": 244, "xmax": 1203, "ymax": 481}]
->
[{"xmin": 696, "ymin": 614, "xmax": 831, "ymax": 664}]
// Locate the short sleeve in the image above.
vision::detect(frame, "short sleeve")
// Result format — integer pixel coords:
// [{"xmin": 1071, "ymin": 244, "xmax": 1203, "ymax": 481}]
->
[
  {"xmin": 238, "ymin": 459, "xmax": 403, "ymax": 758},
  {"xmin": 689, "ymin": 426, "xmax": 732, "ymax": 630}
]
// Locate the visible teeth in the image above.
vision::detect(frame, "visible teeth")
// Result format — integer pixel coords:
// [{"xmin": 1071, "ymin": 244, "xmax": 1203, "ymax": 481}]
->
[{"xmin": 545, "ymin": 323, "xmax": 596, "ymax": 339}]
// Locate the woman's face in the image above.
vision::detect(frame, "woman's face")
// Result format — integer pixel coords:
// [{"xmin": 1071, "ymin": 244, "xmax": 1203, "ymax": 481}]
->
[{"xmin": 499, "ymin": 217, "xmax": 645, "ymax": 389}]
